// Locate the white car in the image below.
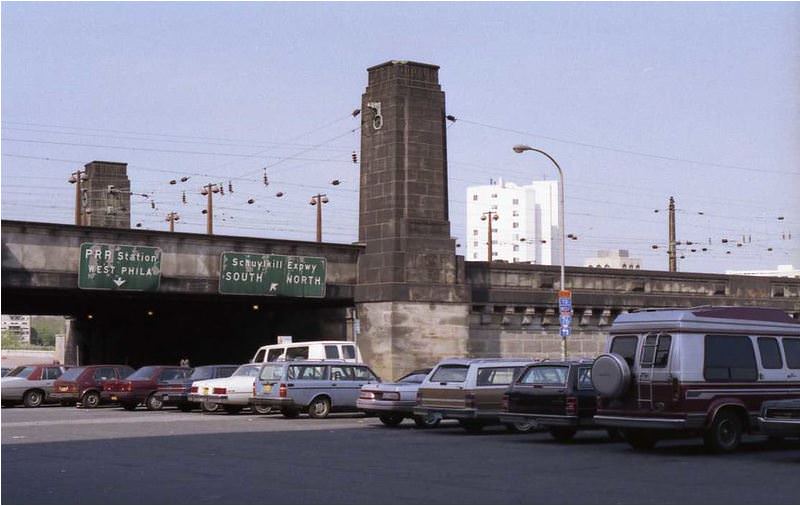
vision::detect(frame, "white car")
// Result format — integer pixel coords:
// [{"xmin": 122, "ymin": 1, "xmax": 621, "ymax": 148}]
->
[{"xmin": 188, "ymin": 363, "xmax": 270, "ymax": 414}]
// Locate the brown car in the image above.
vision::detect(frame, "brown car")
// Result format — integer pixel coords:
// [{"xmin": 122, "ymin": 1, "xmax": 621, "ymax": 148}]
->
[
  {"xmin": 413, "ymin": 358, "xmax": 535, "ymax": 433},
  {"xmin": 51, "ymin": 364, "xmax": 135, "ymax": 408},
  {"xmin": 101, "ymin": 365, "xmax": 192, "ymax": 411}
]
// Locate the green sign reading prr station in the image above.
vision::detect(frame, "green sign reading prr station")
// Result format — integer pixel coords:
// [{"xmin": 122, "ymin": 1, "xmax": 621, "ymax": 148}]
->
[
  {"xmin": 79, "ymin": 243, "xmax": 162, "ymax": 291},
  {"xmin": 219, "ymin": 252, "xmax": 326, "ymax": 298}
]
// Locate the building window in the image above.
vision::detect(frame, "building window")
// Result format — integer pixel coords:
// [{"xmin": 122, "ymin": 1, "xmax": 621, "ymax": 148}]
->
[
  {"xmin": 492, "ymin": 240, "xmax": 498, "ymax": 245},
  {"xmin": 513, "ymin": 257, "xmax": 519, "ymax": 262},
  {"xmin": 491, "ymin": 204, "xmax": 498, "ymax": 210},
  {"xmin": 473, "ymin": 253, "xmax": 478, "ymax": 259},
  {"xmin": 512, "ymin": 199, "xmax": 519, "ymax": 205},
  {"xmin": 491, "ymin": 193, "xmax": 497, "ymax": 198},
  {"xmin": 512, "ymin": 222, "xmax": 519, "ymax": 228},
  {"xmin": 473, "ymin": 229, "xmax": 478, "ymax": 236},
  {"xmin": 472, "ymin": 194, "xmax": 478, "ymax": 201},
  {"xmin": 513, "ymin": 245, "xmax": 519, "ymax": 252},
  {"xmin": 493, "ymin": 251, "xmax": 498, "ymax": 257},
  {"xmin": 473, "ymin": 241, "xmax": 478, "ymax": 247},
  {"xmin": 512, "ymin": 210, "xmax": 519, "ymax": 217},
  {"xmin": 491, "ymin": 228, "xmax": 498, "ymax": 233}
]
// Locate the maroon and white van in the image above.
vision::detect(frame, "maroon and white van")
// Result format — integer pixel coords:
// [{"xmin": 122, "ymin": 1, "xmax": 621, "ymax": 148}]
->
[{"xmin": 591, "ymin": 306, "xmax": 800, "ymax": 452}]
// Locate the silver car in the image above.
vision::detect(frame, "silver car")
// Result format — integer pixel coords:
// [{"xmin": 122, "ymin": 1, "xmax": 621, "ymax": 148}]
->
[
  {"xmin": 1, "ymin": 364, "xmax": 68, "ymax": 407},
  {"xmin": 251, "ymin": 360, "xmax": 380, "ymax": 418},
  {"xmin": 357, "ymin": 368, "xmax": 441, "ymax": 428}
]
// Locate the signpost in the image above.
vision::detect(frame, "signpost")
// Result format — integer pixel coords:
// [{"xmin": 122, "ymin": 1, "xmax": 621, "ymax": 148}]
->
[
  {"xmin": 219, "ymin": 252, "xmax": 326, "ymax": 298},
  {"xmin": 558, "ymin": 289, "xmax": 572, "ymax": 359},
  {"xmin": 79, "ymin": 243, "xmax": 162, "ymax": 291}
]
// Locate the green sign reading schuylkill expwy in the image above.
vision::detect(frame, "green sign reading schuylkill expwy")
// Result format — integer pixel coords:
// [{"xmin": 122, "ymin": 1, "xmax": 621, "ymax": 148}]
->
[
  {"xmin": 219, "ymin": 252, "xmax": 326, "ymax": 298},
  {"xmin": 79, "ymin": 243, "xmax": 162, "ymax": 291}
]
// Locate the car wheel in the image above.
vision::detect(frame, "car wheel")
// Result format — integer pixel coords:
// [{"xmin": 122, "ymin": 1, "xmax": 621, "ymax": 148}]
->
[
  {"xmin": 459, "ymin": 420, "xmax": 484, "ymax": 433},
  {"xmin": 178, "ymin": 403, "xmax": 194, "ymax": 412},
  {"xmin": 253, "ymin": 405, "xmax": 272, "ymax": 415},
  {"xmin": 145, "ymin": 393, "xmax": 163, "ymax": 411},
  {"xmin": 413, "ymin": 413, "xmax": 441, "ymax": 429},
  {"xmin": 81, "ymin": 391, "xmax": 101, "ymax": 409},
  {"xmin": 704, "ymin": 410, "xmax": 743, "ymax": 453},
  {"xmin": 379, "ymin": 413, "xmax": 405, "ymax": 427},
  {"xmin": 281, "ymin": 407, "xmax": 300, "ymax": 418},
  {"xmin": 506, "ymin": 422, "xmax": 535, "ymax": 433},
  {"xmin": 308, "ymin": 397, "xmax": 331, "ymax": 419},
  {"xmin": 23, "ymin": 390, "xmax": 44, "ymax": 408},
  {"xmin": 223, "ymin": 405, "xmax": 243, "ymax": 415},
  {"xmin": 201, "ymin": 401, "xmax": 219, "ymax": 413},
  {"xmin": 121, "ymin": 402, "xmax": 137, "ymax": 411},
  {"xmin": 549, "ymin": 427, "xmax": 577, "ymax": 442},
  {"xmin": 623, "ymin": 429, "xmax": 658, "ymax": 451}
]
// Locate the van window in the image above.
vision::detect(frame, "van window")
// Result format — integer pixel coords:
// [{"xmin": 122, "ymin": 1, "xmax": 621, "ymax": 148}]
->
[
  {"xmin": 330, "ymin": 366, "xmax": 354, "ymax": 381},
  {"xmin": 325, "ymin": 345, "xmax": 340, "ymax": 359},
  {"xmin": 704, "ymin": 335, "xmax": 757, "ymax": 382},
  {"xmin": 343, "ymin": 346, "xmax": 356, "ymax": 359},
  {"xmin": 267, "ymin": 348, "xmax": 284, "ymax": 362},
  {"xmin": 519, "ymin": 366, "xmax": 568, "ymax": 386},
  {"xmin": 476, "ymin": 367, "xmax": 518, "ymax": 386},
  {"xmin": 259, "ymin": 365, "xmax": 284, "ymax": 381},
  {"xmin": 288, "ymin": 365, "xmax": 325, "ymax": 380},
  {"xmin": 352, "ymin": 366, "xmax": 378, "ymax": 382},
  {"xmin": 640, "ymin": 334, "xmax": 671, "ymax": 368},
  {"xmin": 577, "ymin": 368, "xmax": 593, "ymax": 390},
  {"xmin": 757, "ymin": 337, "xmax": 783, "ymax": 369},
  {"xmin": 610, "ymin": 335, "xmax": 638, "ymax": 366},
  {"xmin": 430, "ymin": 365, "xmax": 469, "ymax": 383},
  {"xmin": 783, "ymin": 338, "xmax": 800, "ymax": 369},
  {"xmin": 254, "ymin": 349, "xmax": 266, "ymax": 362},
  {"xmin": 286, "ymin": 346, "xmax": 309, "ymax": 360}
]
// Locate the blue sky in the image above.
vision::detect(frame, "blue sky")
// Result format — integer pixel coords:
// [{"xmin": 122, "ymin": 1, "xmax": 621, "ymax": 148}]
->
[{"xmin": 2, "ymin": 2, "xmax": 798, "ymax": 273}]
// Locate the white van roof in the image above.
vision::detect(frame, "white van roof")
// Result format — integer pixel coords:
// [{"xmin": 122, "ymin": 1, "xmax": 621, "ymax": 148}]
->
[
  {"xmin": 259, "ymin": 341, "xmax": 356, "ymax": 348},
  {"xmin": 610, "ymin": 306, "xmax": 800, "ymax": 336}
]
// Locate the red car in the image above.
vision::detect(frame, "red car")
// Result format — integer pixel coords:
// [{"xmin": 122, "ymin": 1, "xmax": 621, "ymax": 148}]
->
[
  {"xmin": 51, "ymin": 364, "xmax": 135, "ymax": 408},
  {"xmin": 101, "ymin": 365, "xmax": 191, "ymax": 411}
]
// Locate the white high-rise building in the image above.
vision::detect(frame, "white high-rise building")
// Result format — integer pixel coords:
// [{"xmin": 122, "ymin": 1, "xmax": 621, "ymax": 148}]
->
[{"xmin": 466, "ymin": 178, "xmax": 560, "ymax": 264}]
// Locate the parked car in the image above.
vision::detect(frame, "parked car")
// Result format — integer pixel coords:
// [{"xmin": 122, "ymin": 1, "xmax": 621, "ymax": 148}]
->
[
  {"xmin": 51, "ymin": 364, "xmax": 135, "ymax": 408},
  {"xmin": 1, "ymin": 364, "xmax": 68, "ymax": 407},
  {"xmin": 101, "ymin": 365, "xmax": 192, "ymax": 411},
  {"xmin": 251, "ymin": 360, "xmax": 380, "ymax": 418},
  {"xmin": 357, "ymin": 368, "xmax": 439, "ymax": 428},
  {"xmin": 499, "ymin": 359, "xmax": 614, "ymax": 441},
  {"xmin": 414, "ymin": 358, "xmax": 535, "ymax": 433},
  {"xmin": 188, "ymin": 363, "xmax": 269, "ymax": 414},
  {"xmin": 1, "ymin": 367, "xmax": 11, "ymax": 377},
  {"xmin": 251, "ymin": 341, "xmax": 362, "ymax": 363},
  {"xmin": 591, "ymin": 306, "xmax": 800, "ymax": 452},
  {"xmin": 758, "ymin": 399, "xmax": 800, "ymax": 439},
  {"xmin": 156, "ymin": 364, "xmax": 238, "ymax": 412}
]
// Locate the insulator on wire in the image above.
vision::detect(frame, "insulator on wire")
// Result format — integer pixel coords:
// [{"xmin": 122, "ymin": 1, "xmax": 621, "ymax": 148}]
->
[
  {"xmin": 182, "ymin": 191, "xmax": 187, "ymax": 204},
  {"xmin": 150, "ymin": 201, "xmax": 155, "ymax": 210},
  {"xmin": 263, "ymin": 169, "xmax": 269, "ymax": 186},
  {"xmin": 352, "ymin": 151, "xmax": 358, "ymax": 164},
  {"xmin": 228, "ymin": 181, "xmax": 234, "ymax": 193},
  {"xmin": 219, "ymin": 186, "xmax": 225, "ymax": 196},
  {"xmin": 247, "ymin": 199, "xmax": 255, "ymax": 205}
]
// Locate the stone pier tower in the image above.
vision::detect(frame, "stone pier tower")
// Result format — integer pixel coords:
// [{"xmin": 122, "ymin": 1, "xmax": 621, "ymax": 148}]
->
[{"xmin": 355, "ymin": 60, "xmax": 469, "ymax": 379}]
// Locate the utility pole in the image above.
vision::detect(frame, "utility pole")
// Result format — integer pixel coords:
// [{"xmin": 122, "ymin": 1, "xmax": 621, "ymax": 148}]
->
[
  {"xmin": 668, "ymin": 196, "xmax": 677, "ymax": 272},
  {"xmin": 68, "ymin": 170, "xmax": 88, "ymax": 225},
  {"xmin": 481, "ymin": 211, "xmax": 500, "ymax": 262},
  {"xmin": 309, "ymin": 193, "xmax": 329, "ymax": 242},
  {"xmin": 201, "ymin": 183, "xmax": 220, "ymax": 235},
  {"xmin": 165, "ymin": 212, "xmax": 180, "ymax": 232}
]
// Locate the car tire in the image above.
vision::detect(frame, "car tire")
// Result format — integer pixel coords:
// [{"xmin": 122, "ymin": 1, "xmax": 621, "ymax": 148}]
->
[
  {"xmin": 623, "ymin": 429, "xmax": 658, "ymax": 451},
  {"xmin": 23, "ymin": 390, "xmax": 44, "ymax": 408},
  {"xmin": 201, "ymin": 401, "xmax": 219, "ymax": 413},
  {"xmin": 81, "ymin": 391, "xmax": 101, "ymax": 409},
  {"xmin": 121, "ymin": 402, "xmax": 137, "ymax": 411},
  {"xmin": 281, "ymin": 407, "xmax": 300, "ymax": 418},
  {"xmin": 413, "ymin": 413, "xmax": 441, "ymax": 429},
  {"xmin": 704, "ymin": 410, "xmax": 743, "ymax": 453},
  {"xmin": 506, "ymin": 422, "xmax": 535, "ymax": 433},
  {"xmin": 178, "ymin": 403, "xmax": 194, "ymax": 412},
  {"xmin": 379, "ymin": 413, "xmax": 405, "ymax": 427},
  {"xmin": 459, "ymin": 420, "xmax": 484, "ymax": 433},
  {"xmin": 223, "ymin": 405, "xmax": 243, "ymax": 415},
  {"xmin": 253, "ymin": 405, "xmax": 272, "ymax": 415},
  {"xmin": 308, "ymin": 397, "xmax": 331, "ymax": 419},
  {"xmin": 549, "ymin": 427, "xmax": 577, "ymax": 442},
  {"xmin": 145, "ymin": 393, "xmax": 163, "ymax": 411}
]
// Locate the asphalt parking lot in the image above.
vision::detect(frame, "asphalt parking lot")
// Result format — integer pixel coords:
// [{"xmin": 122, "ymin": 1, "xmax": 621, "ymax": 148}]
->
[{"xmin": 2, "ymin": 405, "xmax": 799, "ymax": 504}]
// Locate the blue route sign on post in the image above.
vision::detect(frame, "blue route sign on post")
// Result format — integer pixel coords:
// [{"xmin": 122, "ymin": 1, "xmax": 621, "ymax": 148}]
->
[{"xmin": 558, "ymin": 289, "xmax": 572, "ymax": 338}]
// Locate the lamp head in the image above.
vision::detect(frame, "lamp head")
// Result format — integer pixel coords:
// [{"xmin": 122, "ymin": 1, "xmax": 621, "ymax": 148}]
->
[{"xmin": 513, "ymin": 144, "xmax": 533, "ymax": 154}]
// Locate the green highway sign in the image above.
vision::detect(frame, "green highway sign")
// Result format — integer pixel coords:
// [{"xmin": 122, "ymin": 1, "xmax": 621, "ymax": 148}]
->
[
  {"xmin": 219, "ymin": 252, "xmax": 326, "ymax": 298},
  {"xmin": 79, "ymin": 243, "xmax": 162, "ymax": 291}
]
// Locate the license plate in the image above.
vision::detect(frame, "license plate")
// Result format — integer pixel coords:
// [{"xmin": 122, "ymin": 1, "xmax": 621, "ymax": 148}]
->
[
  {"xmin": 111, "ymin": 395, "xmax": 118, "ymax": 401},
  {"xmin": 59, "ymin": 386, "xmax": 68, "ymax": 392},
  {"xmin": 163, "ymin": 395, "xmax": 170, "ymax": 401},
  {"xmin": 203, "ymin": 388, "xmax": 209, "ymax": 395},
  {"xmin": 264, "ymin": 385, "xmax": 272, "ymax": 393}
]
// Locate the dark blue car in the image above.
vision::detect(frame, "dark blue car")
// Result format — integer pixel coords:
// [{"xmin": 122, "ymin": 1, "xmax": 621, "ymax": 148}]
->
[{"xmin": 157, "ymin": 364, "xmax": 238, "ymax": 411}]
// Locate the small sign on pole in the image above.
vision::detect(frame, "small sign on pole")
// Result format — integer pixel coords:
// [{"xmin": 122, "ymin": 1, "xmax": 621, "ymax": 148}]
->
[{"xmin": 277, "ymin": 335, "xmax": 292, "ymax": 344}]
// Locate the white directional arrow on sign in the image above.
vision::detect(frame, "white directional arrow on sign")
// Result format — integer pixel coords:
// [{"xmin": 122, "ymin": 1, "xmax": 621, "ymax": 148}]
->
[
  {"xmin": 268, "ymin": 282, "xmax": 278, "ymax": 293},
  {"xmin": 113, "ymin": 277, "xmax": 126, "ymax": 287}
]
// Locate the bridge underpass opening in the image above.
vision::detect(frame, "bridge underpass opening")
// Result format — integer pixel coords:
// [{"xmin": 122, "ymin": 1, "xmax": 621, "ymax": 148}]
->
[{"xmin": 2, "ymin": 288, "xmax": 353, "ymax": 368}]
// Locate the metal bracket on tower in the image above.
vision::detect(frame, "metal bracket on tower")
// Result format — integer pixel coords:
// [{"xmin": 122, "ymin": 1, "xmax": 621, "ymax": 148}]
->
[{"xmin": 367, "ymin": 101, "xmax": 383, "ymax": 130}]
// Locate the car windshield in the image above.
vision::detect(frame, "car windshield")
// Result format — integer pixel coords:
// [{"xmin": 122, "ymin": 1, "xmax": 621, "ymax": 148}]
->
[
  {"xmin": 430, "ymin": 365, "xmax": 469, "ymax": 383},
  {"xmin": 519, "ymin": 366, "xmax": 569, "ymax": 386},
  {"xmin": 58, "ymin": 367, "xmax": 87, "ymax": 381},
  {"xmin": 398, "ymin": 373, "xmax": 428, "ymax": 383},
  {"xmin": 6, "ymin": 366, "xmax": 35, "ymax": 378},
  {"xmin": 259, "ymin": 364, "xmax": 284, "ymax": 381},
  {"xmin": 233, "ymin": 364, "xmax": 261, "ymax": 377},
  {"xmin": 189, "ymin": 366, "xmax": 215, "ymax": 380},
  {"xmin": 127, "ymin": 366, "xmax": 158, "ymax": 380}
]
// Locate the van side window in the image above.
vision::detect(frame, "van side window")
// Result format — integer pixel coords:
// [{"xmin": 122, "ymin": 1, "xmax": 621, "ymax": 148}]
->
[
  {"xmin": 325, "ymin": 345, "xmax": 340, "ymax": 359},
  {"xmin": 577, "ymin": 368, "xmax": 593, "ymax": 390},
  {"xmin": 266, "ymin": 349, "xmax": 283, "ymax": 362},
  {"xmin": 704, "ymin": 335, "xmax": 757, "ymax": 382},
  {"xmin": 342, "ymin": 346, "xmax": 356, "ymax": 359},
  {"xmin": 254, "ymin": 349, "xmax": 266, "ymax": 362},
  {"xmin": 286, "ymin": 346, "xmax": 309, "ymax": 360},
  {"xmin": 783, "ymin": 338, "xmax": 800, "ymax": 369},
  {"xmin": 476, "ymin": 367, "xmax": 517, "ymax": 386},
  {"xmin": 610, "ymin": 335, "xmax": 638, "ymax": 366},
  {"xmin": 757, "ymin": 337, "xmax": 783, "ymax": 369}
]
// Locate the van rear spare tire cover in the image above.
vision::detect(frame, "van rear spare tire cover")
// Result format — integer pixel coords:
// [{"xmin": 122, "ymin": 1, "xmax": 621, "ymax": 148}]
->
[{"xmin": 592, "ymin": 353, "xmax": 631, "ymax": 398}]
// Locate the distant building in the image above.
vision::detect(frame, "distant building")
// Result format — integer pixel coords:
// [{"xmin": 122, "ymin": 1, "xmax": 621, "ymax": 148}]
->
[
  {"xmin": 585, "ymin": 250, "xmax": 642, "ymax": 270},
  {"xmin": 466, "ymin": 178, "xmax": 560, "ymax": 264},
  {"xmin": 1, "ymin": 315, "xmax": 32, "ymax": 343},
  {"xmin": 726, "ymin": 264, "xmax": 799, "ymax": 279},
  {"xmin": 82, "ymin": 161, "xmax": 131, "ymax": 229}
]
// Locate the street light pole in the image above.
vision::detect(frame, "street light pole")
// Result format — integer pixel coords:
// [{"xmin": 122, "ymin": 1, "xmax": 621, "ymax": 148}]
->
[
  {"xmin": 68, "ymin": 170, "xmax": 87, "ymax": 226},
  {"xmin": 513, "ymin": 145, "xmax": 566, "ymax": 359},
  {"xmin": 309, "ymin": 193, "xmax": 329, "ymax": 242},
  {"xmin": 480, "ymin": 211, "xmax": 500, "ymax": 262},
  {"xmin": 166, "ymin": 212, "xmax": 180, "ymax": 232},
  {"xmin": 201, "ymin": 183, "xmax": 220, "ymax": 235}
]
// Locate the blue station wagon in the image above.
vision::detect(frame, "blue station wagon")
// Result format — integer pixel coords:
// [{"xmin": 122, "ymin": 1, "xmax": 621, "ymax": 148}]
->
[{"xmin": 250, "ymin": 360, "xmax": 381, "ymax": 418}]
